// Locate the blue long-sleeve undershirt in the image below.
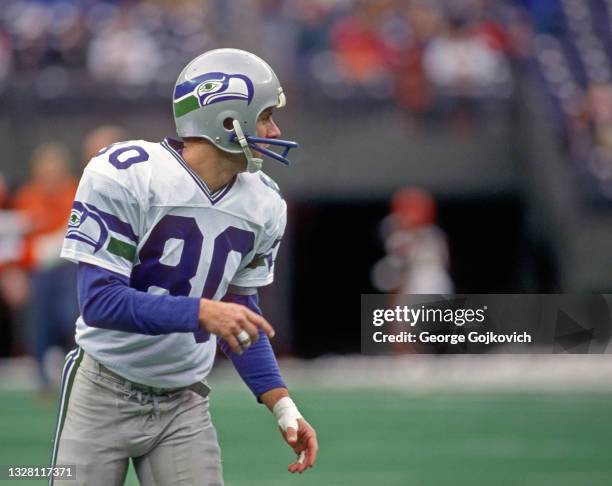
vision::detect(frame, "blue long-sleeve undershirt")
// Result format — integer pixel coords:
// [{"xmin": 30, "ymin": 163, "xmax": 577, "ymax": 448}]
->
[
  {"xmin": 77, "ymin": 262, "xmax": 286, "ymax": 399},
  {"xmin": 77, "ymin": 262, "xmax": 202, "ymax": 335},
  {"xmin": 218, "ymin": 292, "xmax": 287, "ymax": 399}
]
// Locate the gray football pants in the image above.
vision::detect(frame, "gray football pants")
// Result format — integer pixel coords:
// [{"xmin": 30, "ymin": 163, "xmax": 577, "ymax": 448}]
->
[{"xmin": 50, "ymin": 348, "xmax": 224, "ymax": 486}]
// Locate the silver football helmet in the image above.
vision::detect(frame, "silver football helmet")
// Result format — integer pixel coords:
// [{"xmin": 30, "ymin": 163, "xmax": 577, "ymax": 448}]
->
[{"xmin": 173, "ymin": 48, "xmax": 297, "ymax": 173}]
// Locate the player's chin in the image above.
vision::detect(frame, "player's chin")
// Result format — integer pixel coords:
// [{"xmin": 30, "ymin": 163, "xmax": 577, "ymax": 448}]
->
[{"xmin": 228, "ymin": 153, "xmax": 248, "ymax": 171}]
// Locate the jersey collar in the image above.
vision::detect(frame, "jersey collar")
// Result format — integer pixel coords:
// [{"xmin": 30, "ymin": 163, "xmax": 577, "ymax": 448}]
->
[{"xmin": 161, "ymin": 137, "xmax": 237, "ymax": 205}]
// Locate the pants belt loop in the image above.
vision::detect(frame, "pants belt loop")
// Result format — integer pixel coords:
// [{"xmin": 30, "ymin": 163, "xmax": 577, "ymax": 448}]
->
[{"xmin": 94, "ymin": 356, "xmax": 102, "ymax": 374}]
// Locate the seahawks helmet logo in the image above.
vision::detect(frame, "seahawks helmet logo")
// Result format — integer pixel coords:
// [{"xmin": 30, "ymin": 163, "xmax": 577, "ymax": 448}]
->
[{"xmin": 173, "ymin": 72, "xmax": 254, "ymax": 118}]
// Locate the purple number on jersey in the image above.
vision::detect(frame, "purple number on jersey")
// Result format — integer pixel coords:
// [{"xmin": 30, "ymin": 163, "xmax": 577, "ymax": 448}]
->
[
  {"xmin": 108, "ymin": 145, "xmax": 149, "ymax": 169},
  {"xmin": 131, "ymin": 215, "xmax": 203, "ymax": 296},
  {"xmin": 130, "ymin": 215, "xmax": 255, "ymax": 343},
  {"xmin": 196, "ymin": 226, "xmax": 254, "ymax": 342},
  {"xmin": 202, "ymin": 226, "xmax": 255, "ymax": 299}
]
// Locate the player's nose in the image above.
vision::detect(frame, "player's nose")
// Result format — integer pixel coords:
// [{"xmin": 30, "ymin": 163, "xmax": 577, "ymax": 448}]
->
[{"xmin": 267, "ymin": 119, "xmax": 281, "ymax": 139}]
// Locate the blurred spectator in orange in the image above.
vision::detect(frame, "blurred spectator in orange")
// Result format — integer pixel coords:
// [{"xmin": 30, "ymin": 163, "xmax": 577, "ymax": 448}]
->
[
  {"xmin": 316, "ymin": 0, "xmax": 396, "ymax": 101},
  {"xmin": 12, "ymin": 143, "xmax": 79, "ymax": 390},
  {"xmin": 0, "ymin": 173, "xmax": 27, "ymax": 357},
  {"xmin": 14, "ymin": 143, "xmax": 78, "ymax": 269},
  {"xmin": 81, "ymin": 125, "xmax": 127, "ymax": 169},
  {"xmin": 0, "ymin": 171, "xmax": 29, "ymax": 309},
  {"xmin": 330, "ymin": 2, "xmax": 392, "ymax": 84}
]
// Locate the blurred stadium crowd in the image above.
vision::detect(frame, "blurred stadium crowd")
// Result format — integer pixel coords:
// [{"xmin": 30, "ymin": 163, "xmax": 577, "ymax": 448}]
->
[
  {"xmin": 531, "ymin": 0, "xmax": 612, "ymax": 200},
  {"xmin": 2, "ymin": 0, "xmax": 612, "ymax": 185},
  {"xmin": 1, "ymin": 0, "xmax": 612, "ymax": 387},
  {"xmin": 0, "ymin": 0, "xmax": 523, "ymax": 107}
]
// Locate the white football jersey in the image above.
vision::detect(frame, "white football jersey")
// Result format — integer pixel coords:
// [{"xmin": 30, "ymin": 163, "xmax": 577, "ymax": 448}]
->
[{"xmin": 61, "ymin": 138, "xmax": 286, "ymax": 387}]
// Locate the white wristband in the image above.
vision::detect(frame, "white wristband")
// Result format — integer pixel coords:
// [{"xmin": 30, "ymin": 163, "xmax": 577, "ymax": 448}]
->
[{"xmin": 272, "ymin": 397, "xmax": 303, "ymax": 432}]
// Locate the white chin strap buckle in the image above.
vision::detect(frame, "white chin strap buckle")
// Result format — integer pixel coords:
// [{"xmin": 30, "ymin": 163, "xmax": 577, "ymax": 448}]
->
[{"xmin": 233, "ymin": 120, "xmax": 263, "ymax": 173}]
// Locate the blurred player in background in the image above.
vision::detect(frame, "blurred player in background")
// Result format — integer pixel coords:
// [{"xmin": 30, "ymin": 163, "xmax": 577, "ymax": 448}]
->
[
  {"xmin": 372, "ymin": 186, "xmax": 453, "ymax": 295},
  {"xmin": 51, "ymin": 49, "xmax": 318, "ymax": 485},
  {"xmin": 0, "ymin": 173, "xmax": 28, "ymax": 358},
  {"xmin": 12, "ymin": 143, "xmax": 79, "ymax": 391},
  {"xmin": 371, "ymin": 187, "xmax": 453, "ymax": 354}
]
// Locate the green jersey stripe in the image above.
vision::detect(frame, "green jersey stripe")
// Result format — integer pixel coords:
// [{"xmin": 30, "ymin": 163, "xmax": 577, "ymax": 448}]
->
[{"xmin": 107, "ymin": 237, "xmax": 136, "ymax": 261}]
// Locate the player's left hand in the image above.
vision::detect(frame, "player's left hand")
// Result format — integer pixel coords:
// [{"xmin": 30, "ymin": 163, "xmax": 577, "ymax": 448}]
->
[{"xmin": 281, "ymin": 418, "xmax": 318, "ymax": 473}]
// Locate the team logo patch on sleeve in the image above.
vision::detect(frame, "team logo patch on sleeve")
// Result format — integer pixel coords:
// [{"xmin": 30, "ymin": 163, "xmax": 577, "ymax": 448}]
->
[
  {"xmin": 66, "ymin": 201, "xmax": 138, "ymax": 261},
  {"xmin": 173, "ymin": 72, "xmax": 254, "ymax": 117}
]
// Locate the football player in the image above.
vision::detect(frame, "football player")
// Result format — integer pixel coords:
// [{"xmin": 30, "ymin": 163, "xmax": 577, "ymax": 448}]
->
[{"xmin": 50, "ymin": 48, "xmax": 318, "ymax": 485}]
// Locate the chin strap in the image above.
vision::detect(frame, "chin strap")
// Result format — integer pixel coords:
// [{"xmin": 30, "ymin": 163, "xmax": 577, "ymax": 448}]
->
[{"xmin": 233, "ymin": 120, "xmax": 263, "ymax": 173}]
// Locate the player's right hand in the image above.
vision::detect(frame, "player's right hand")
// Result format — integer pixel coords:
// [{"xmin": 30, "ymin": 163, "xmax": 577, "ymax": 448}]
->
[
  {"xmin": 198, "ymin": 298, "xmax": 275, "ymax": 354},
  {"xmin": 283, "ymin": 418, "xmax": 318, "ymax": 473}
]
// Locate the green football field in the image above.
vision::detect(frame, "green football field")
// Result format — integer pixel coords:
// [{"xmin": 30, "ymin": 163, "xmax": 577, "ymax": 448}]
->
[{"xmin": 1, "ymin": 386, "xmax": 611, "ymax": 486}]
